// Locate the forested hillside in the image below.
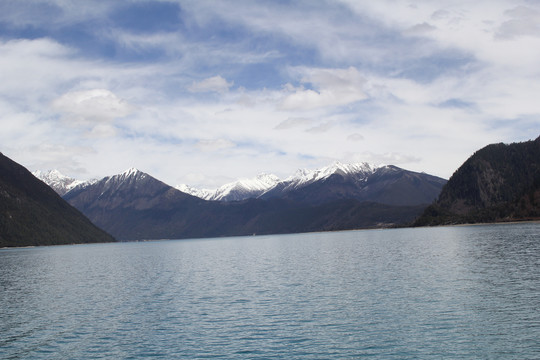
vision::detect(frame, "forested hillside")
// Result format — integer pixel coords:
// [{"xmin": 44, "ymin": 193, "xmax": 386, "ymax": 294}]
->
[{"xmin": 415, "ymin": 137, "xmax": 540, "ymax": 226}]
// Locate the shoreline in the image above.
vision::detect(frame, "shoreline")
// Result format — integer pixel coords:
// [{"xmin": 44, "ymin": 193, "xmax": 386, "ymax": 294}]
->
[
  {"xmin": 2, "ymin": 219, "xmax": 539, "ymax": 250},
  {"xmin": 412, "ymin": 218, "xmax": 540, "ymax": 229}
]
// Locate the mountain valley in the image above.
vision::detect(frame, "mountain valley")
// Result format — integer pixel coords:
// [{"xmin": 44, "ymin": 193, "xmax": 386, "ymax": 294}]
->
[{"xmin": 20, "ymin": 136, "xmax": 540, "ymax": 243}]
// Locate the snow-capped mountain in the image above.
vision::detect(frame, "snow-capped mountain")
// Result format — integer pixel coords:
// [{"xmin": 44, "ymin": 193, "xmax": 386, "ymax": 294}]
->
[
  {"xmin": 63, "ymin": 168, "xmax": 200, "ymax": 213},
  {"xmin": 177, "ymin": 173, "xmax": 280, "ymax": 201},
  {"xmin": 32, "ymin": 169, "xmax": 93, "ymax": 196},
  {"xmin": 258, "ymin": 161, "xmax": 447, "ymax": 206},
  {"xmin": 264, "ymin": 161, "xmax": 380, "ymax": 195},
  {"xmin": 95, "ymin": 167, "xmax": 150, "ymax": 195},
  {"xmin": 210, "ymin": 173, "xmax": 280, "ymax": 201},
  {"xmin": 39, "ymin": 161, "xmax": 446, "ymax": 208},
  {"xmin": 56, "ymin": 163, "xmax": 447, "ymax": 240},
  {"xmin": 180, "ymin": 162, "xmax": 382, "ymax": 202},
  {"xmin": 35, "ymin": 168, "xmax": 166, "ymax": 199},
  {"xmin": 176, "ymin": 184, "xmax": 214, "ymax": 200}
]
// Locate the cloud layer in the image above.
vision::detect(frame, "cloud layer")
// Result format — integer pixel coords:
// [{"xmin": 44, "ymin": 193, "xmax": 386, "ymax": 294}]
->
[{"xmin": 0, "ymin": 0, "xmax": 539, "ymax": 188}]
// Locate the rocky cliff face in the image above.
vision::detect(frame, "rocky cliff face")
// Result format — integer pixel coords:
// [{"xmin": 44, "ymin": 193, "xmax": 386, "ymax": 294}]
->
[{"xmin": 415, "ymin": 137, "xmax": 540, "ymax": 225}]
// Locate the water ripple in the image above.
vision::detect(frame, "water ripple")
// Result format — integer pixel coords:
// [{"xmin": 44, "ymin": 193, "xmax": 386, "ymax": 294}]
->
[{"xmin": 1, "ymin": 223, "xmax": 539, "ymax": 359}]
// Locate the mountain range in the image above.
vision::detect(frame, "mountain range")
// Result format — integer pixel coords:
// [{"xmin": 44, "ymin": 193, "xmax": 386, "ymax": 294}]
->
[
  {"xmin": 39, "ymin": 161, "xmax": 445, "ymax": 205},
  {"xmin": 0, "ymin": 153, "xmax": 115, "ymax": 247},
  {"xmin": 36, "ymin": 162, "xmax": 446, "ymax": 240}
]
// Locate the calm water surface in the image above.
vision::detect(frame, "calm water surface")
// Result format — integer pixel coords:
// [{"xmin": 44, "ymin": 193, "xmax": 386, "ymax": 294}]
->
[{"xmin": 1, "ymin": 223, "xmax": 539, "ymax": 359}]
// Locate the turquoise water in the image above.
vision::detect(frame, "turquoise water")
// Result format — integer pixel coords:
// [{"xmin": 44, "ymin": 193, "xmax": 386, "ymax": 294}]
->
[{"xmin": 1, "ymin": 223, "xmax": 539, "ymax": 359}]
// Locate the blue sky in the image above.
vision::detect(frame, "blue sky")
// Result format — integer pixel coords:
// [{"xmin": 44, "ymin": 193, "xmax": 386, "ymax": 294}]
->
[{"xmin": 1, "ymin": 0, "xmax": 539, "ymax": 188}]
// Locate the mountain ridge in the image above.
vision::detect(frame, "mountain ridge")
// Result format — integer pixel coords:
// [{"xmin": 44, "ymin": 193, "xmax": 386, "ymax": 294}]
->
[
  {"xmin": 56, "ymin": 162, "xmax": 444, "ymax": 240},
  {"xmin": 178, "ymin": 173, "xmax": 280, "ymax": 201},
  {"xmin": 38, "ymin": 161, "xmax": 445, "ymax": 206},
  {"xmin": 176, "ymin": 161, "xmax": 446, "ymax": 204},
  {"xmin": 259, "ymin": 163, "xmax": 446, "ymax": 206}
]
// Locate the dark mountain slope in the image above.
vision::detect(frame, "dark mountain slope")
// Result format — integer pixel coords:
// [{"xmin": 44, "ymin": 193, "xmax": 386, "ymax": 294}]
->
[
  {"xmin": 63, "ymin": 169, "xmax": 206, "ymax": 239},
  {"xmin": 414, "ymin": 136, "xmax": 540, "ymax": 225},
  {"xmin": 0, "ymin": 153, "xmax": 115, "ymax": 247},
  {"xmin": 259, "ymin": 166, "xmax": 446, "ymax": 206},
  {"xmin": 232, "ymin": 199, "xmax": 427, "ymax": 235}
]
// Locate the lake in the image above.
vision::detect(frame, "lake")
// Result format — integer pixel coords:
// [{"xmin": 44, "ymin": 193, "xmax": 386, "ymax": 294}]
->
[{"xmin": 1, "ymin": 223, "xmax": 539, "ymax": 359}]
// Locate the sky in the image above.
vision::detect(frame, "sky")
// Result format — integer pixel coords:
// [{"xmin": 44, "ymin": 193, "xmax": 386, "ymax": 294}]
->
[{"xmin": 1, "ymin": 0, "xmax": 539, "ymax": 189}]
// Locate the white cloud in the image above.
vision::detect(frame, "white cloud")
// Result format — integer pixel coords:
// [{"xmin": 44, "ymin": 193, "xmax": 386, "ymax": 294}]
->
[
  {"xmin": 347, "ymin": 133, "xmax": 364, "ymax": 142},
  {"xmin": 404, "ymin": 22, "xmax": 437, "ymax": 36},
  {"xmin": 280, "ymin": 67, "xmax": 368, "ymax": 110},
  {"xmin": 0, "ymin": 38, "xmax": 75, "ymax": 104},
  {"xmin": 274, "ymin": 117, "xmax": 314, "ymax": 130},
  {"xmin": 189, "ymin": 76, "xmax": 233, "ymax": 94},
  {"xmin": 15, "ymin": 142, "xmax": 95, "ymax": 176},
  {"xmin": 86, "ymin": 124, "xmax": 118, "ymax": 138},
  {"xmin": 306, "ymin": 121, "xmax": 334, "ymax": 134},
  {"xmin": 196, "ymin": 138, "xmax": 236, "ymax": 152},
  {"xmin": 1, "ymin": 1, "xmax": 539, "ymax": 188},
  {"xmin": 50, "ymin": 89, "xmax": 133, "ymax": 139},
  {"xmin": 52, "ymin": 89, "xmax": 133, "ymax": 125},
  {"xmin": 496, "ymin": 6, "xmax": 540, "ymax": 39}
]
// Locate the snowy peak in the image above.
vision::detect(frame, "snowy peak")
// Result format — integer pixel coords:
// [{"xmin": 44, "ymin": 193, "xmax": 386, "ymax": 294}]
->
[
  {"xmin": 33, "ymin": 168, "xmax": 152, "ymax": 197},
  {"xmin": 32, "ymin": 169, "xmax": 88, "ymax": 196},
  {"xmin": 176, "ymin": 184, "xmax": 213, "ymax": 200},
  {"xmin": 109, "ymin": 168, "xmax": 148, "ymax": 183},
  {"xmin": 279, "ymin": 161, "xmax": 382, "ymax": 191},
  {"xmin": 290, "ymin": 161, "xmax": 379, "ymax": 181},
  {"xmin": 122, "ymin": 167, "xmax": 141, "ymax": 177},
  {"xmin": 314, "ymin": 161, "xmax": 380, "ymax": 179},
  {"xmin": 33, "ymin": 169, "xmax": 65, "ymax": 181},
  {"xmin": 227, "ymin": 173, "xmax": 280, "ymax": 194},
  {"xmin": 177, "ymin": 173, "xmax": 280, "ymax": 201},
  {"xmin": 95, "ymin": 168, "xmax": 160, "ymax": 197},
  {"xmin": 210, "ymin": 173, "xmax": 280, "ymax": 201}
]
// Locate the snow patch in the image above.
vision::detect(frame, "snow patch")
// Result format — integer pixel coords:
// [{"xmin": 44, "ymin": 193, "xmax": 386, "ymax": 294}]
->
[{"xmin": 32, "ymin": 169, "xmax": 89, "ymax": 196}]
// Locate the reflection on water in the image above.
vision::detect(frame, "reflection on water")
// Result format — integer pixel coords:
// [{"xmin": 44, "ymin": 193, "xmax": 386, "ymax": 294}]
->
[{"xmin": 1, "ymin": 223, "xmax": 539, "ymax": 359}]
